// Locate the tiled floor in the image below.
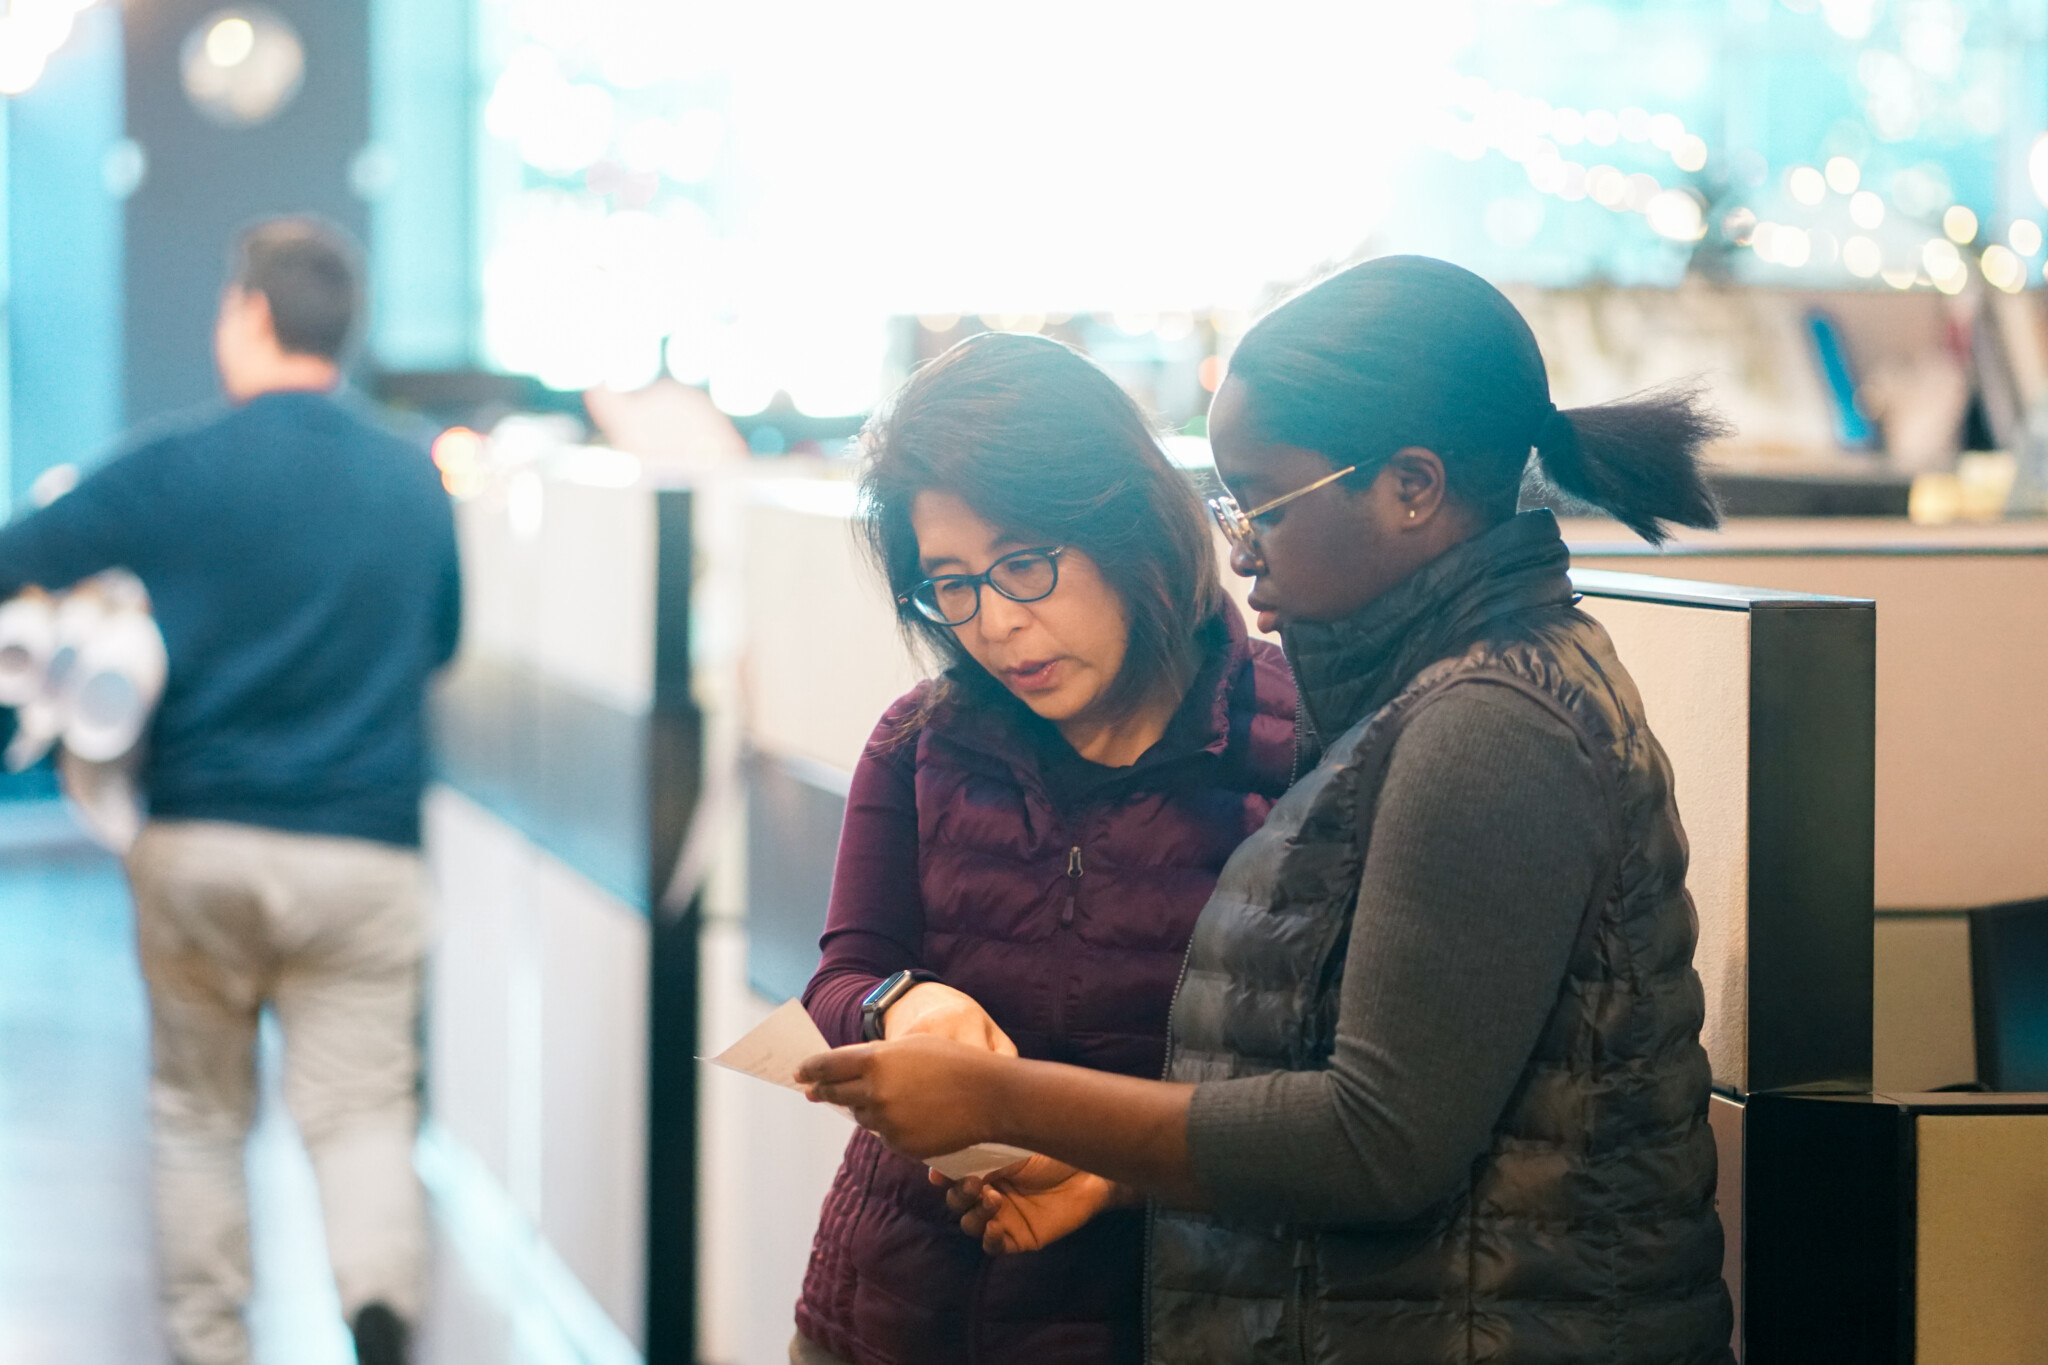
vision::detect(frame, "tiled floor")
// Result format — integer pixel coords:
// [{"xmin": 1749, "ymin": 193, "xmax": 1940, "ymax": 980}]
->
[{"xmin": 0, "ymin": 802, "xmax": 607, "ymax": 1365}]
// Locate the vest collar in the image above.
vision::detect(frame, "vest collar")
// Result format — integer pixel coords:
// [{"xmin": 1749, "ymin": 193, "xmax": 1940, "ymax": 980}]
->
[{"xmin": 1281, "ymin": 510, "xmax": 1574, "ymax": 745}]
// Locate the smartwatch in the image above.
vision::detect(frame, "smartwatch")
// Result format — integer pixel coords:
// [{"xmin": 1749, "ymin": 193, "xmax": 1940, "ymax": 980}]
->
[{"xmin": 861, "ymin": 969, "xmax": 936, "ymax": 1041}]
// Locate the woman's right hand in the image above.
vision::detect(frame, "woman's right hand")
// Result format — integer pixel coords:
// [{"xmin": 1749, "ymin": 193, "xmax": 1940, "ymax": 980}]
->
[
  {"xmin": 883, "ymin": 981, "xmax": 1018, "ymax": 1056},
  {"xmin": 937, "ymin": 1156, "xmax": 1123, "ymax": 1254}
]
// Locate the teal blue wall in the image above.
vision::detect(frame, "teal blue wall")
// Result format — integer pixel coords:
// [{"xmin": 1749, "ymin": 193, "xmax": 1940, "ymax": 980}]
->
[
  {"xmin": 367, "ymin": 0, "xmax": 476, "ymax": 370},
  {"xmin": 3, "ymin": 7, "xmax": 125, "ymax": 518}
]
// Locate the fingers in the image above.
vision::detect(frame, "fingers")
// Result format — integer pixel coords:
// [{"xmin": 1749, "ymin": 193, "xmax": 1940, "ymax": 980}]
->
[
  {"xmin": 982, "ymin": 1224, "xmax": 1015, "ymax": 1256},
  {"xmin": 801, "ymin": 1077, "xmax": 870, "ymax": 1108},
  {"xmin": 795, "ymin": 1043, "xmax": 877, "ymax": 1086},
  {"xmin": 942, "ymin": 1175, "xmax": 986, "ymax": 1215},
  {"xmin": 979, "ymin": 1195, "xmax": 1025, "ymax": 1255},
  {"xmin": 961, "ymin": 1189, "xmax": 1003, "ymax": 1242}
]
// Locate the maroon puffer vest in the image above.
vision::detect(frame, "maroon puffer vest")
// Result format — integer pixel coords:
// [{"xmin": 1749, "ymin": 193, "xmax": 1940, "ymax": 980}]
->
[{"xmin": 796, "ymin": 611, "xmax": 1296, "ymax": 1365}]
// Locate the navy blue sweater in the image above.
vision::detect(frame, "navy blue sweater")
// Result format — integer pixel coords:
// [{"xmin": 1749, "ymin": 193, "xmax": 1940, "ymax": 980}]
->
[{"xmin": 0, "ymin": 390, "xmax": 460, "ymax": 846}]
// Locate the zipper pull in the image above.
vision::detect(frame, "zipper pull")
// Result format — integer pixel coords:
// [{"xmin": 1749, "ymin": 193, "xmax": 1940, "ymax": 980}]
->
[{"xmin": 1061, "ymin": 846, "xmax": 1081, "ymax": 926}]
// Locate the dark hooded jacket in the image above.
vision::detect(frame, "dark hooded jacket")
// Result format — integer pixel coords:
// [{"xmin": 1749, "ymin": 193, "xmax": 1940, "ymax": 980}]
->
[
  {"xmin": 798, "ymin": 608, "xmax": 1297, "ymax": 1365},
  {"xmin": 1151, "ymin": 511, "xmax": 1733, "ymax": 1365}
]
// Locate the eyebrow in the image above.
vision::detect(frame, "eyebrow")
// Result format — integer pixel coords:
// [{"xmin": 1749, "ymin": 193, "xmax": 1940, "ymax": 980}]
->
[{"xmin": 918, "ymin": 537, "xmax": 1037, "ymax": 576}]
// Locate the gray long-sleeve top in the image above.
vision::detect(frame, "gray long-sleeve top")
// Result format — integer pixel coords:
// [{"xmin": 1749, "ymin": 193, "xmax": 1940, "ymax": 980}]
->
[{"xmin": 1184, "ymin": 680, "xmax": 1608, "ymax": 1225}]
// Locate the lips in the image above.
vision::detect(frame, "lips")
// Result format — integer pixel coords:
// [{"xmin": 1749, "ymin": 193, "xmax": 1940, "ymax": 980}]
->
[
  {"xmin": 1003, "ymin": 658, "xmax": 1064, "ymax": 693},
  {"xmin": 1246, "ymin": 593, "xmax": 1281, "ymax": 636}
]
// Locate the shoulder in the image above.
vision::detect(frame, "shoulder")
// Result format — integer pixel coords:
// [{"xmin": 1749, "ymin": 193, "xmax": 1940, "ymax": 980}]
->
[
  {"xmin": 1231, "ymin": 635, "xmax": 1299, "ymax": 789},
  {"xmin": 320, "ymin": 395, "xmax": 434, "ymax": 459},
  {"xmin": 57, "ymin": 417, "xmax": 207, "ymax": 503},
  {"xmin": 1242, "ymin": 636, "xmax": 1296, "ymax": 717},
  {"xmin": 1391, "ymin": 676, "xmax": 1601, "ymax": 792},
  {"xmin": 862, "ymin": 680, "xmax": 941, "ymax": 767},
  {"xmin": 108, "ymin": 401, "xmax": 233, "ymax": 467}
]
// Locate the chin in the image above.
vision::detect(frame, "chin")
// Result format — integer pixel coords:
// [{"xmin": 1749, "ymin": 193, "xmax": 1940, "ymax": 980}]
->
[{"xmin": 1017, "ymin": 693, "xmax": 1079, "ymax": 722}]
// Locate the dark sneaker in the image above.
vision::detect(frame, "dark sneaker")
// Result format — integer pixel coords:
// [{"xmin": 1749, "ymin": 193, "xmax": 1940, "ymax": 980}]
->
[{"xmin": 351, "ymin": 1301, "xmax": 411, "ymax": 1365}]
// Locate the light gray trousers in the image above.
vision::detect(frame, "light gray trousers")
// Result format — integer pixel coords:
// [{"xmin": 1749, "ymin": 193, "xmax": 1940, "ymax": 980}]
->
[{"xmin": 127, "ymin": 820, "xmax": 428, "ymax": 1365}]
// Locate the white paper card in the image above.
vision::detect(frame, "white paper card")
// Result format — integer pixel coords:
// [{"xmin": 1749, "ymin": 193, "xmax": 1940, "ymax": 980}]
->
[
  {"xmin": 706, "ymin": 997, "xmax": 825, "ymax": 1093},
  {"xmin": 924, "ymin": 1142, "xmax": 1035, "ymax": 1181},
  {"xmin": 704, "ymin": 998, "xmax": 1038, "ymax": 1180}
]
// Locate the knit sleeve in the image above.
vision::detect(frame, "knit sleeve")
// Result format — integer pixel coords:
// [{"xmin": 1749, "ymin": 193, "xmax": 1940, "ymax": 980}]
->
[
  {"xmin": 1184, "ymin": 680, "xmax": 1608, "ymax": 1225},
  {"xmin": 0, "ymin": 441, "xmax": 163, "ymax": 599},
  {"xmin": 801, "ymin": 693, "xmax": 928, "ymax": 1047}
]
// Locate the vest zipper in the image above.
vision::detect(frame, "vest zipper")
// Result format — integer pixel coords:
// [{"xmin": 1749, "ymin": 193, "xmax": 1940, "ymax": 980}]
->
[
  {"xmin": 1048, "ymin": 844, "xmax": 1084, "ymax": 1046},
  {"xmin": 1061, "ymin": 845, "xmax": 1082, "ymax": 925},
  {"xmin": 1290, "ymin": 686, "xmax": 1310, "ymax": 783},
  {"xmin": 1292, "ymin": 1239, "xmax": 1314, "ymax": 1364}
]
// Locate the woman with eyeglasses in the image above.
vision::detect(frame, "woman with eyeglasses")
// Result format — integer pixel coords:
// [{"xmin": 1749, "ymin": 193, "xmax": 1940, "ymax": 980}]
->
[
  {"xmin": 788, "ymin": 331, "xmax": 1296, "ymax": 1365},
  {"xmin": 800, "ymin": 257, "xmax": 1737, "ymax": 1365}
]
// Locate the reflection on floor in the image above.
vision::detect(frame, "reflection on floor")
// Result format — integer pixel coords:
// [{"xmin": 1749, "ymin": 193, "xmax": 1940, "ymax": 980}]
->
[{"xmin": 0, "ymin": 802, "xmax": 630, "ymax": 1365}]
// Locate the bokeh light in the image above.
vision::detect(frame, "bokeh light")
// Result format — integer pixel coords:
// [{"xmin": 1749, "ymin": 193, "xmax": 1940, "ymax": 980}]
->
[
  {"xmin": 1849, "ymin": 191, "xmax": 1886, "ymax": 230},
  {"xmin": 1979, "ymin": 243, "xmax": 2027, "ymax": 294}
]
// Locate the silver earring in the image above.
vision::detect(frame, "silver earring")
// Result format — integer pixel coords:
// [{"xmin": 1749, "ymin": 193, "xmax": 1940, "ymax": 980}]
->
[{"xmin": 1407, "ymin": 509, "xmax": 1417, "ymax": 519}]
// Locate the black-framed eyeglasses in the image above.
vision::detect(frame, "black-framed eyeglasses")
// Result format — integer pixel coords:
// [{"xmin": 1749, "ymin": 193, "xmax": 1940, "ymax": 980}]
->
[
  {"xmin": 1206, "ymin": 465, "xmax": 1358, "ymax": 574},
  {"xmin": 900, "ymin": 546, "xmax": 1066, "ymax": 627}
]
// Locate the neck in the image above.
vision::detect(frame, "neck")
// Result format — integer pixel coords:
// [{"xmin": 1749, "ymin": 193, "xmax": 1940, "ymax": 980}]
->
[
  {"xmin": 1056, "ymin": 682, "xmax": 1181, "ymax": 767},
  {"xmin": 227, "ymin": 352, "xmax": 340, "ymax": 403}
]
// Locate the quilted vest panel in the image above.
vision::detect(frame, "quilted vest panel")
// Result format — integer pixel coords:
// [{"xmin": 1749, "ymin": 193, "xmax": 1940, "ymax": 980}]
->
[
  {"xmin": 1151, "ymin": 608, "xmax": 1733, "ymax": 1365},
  {"xmin": 799, "ymin": 618, "xmax": 1297, "ymax": 1365}
]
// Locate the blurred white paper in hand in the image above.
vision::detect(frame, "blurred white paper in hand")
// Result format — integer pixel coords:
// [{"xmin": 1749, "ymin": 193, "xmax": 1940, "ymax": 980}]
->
[
  {"xmin": 923, "ymin": 1141, "xmax": 1034, "ymax": 1181},
  {"xmin": 708, "ymin": 997, "xmax": 828, "ymax": 1092},
  {"xmin": 705, "ymin": 997, "xmax": 1036, "ymax": 1180}
]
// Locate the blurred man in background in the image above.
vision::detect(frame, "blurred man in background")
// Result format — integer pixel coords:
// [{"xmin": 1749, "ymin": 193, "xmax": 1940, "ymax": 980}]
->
[{"xmin": 0, "ymin": 217, "xmax": 458, "ymax": 1365}]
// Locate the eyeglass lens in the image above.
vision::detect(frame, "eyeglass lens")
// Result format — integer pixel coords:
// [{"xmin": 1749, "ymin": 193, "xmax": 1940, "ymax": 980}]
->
[
  {"xmin": 913, "ymin": 549, "xmax": 1060, "ymax": 625},
  {"xmin": 1207, "ymin": 496, "xmax": 1265, "ymax": 570}
]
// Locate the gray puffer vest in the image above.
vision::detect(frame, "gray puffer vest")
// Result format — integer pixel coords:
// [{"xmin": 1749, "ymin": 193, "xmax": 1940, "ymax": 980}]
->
[{"xmin": 1150, "ymin": 511, "xmax": 1732, "ymax": 1365}]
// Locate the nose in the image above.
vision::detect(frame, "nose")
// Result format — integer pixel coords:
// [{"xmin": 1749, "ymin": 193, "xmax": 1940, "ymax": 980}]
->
[
  {"xmin": 1228, "ymin": 541, "xmax": 1265, "ymax": 578},
  {"xmin": 973, "ymin": 586, "xmax": 1033, "ymax": 641}
]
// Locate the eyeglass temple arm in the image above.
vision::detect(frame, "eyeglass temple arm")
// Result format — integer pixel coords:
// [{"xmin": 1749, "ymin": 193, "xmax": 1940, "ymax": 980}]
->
[{"xmin": 1242, "ymin": 464, "xmax": 1360, "ymax": 520}]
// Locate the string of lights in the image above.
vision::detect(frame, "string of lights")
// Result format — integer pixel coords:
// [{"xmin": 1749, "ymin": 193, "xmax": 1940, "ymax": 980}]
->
[{"xmin": 1431, "ymin": 0, "xmax": 2048, "ymax": 296}]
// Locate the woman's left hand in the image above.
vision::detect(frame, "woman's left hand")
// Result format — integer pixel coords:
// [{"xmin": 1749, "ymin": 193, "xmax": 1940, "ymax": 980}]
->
[{"xmin": 797, "ymin": 1035, "xmax": 1004, "ymax": 1159}]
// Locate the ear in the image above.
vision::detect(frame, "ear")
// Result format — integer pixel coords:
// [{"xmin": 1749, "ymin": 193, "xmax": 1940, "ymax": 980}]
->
[
  {"xmin": 1383, "ymin": 447, "xmax": 1449, "ymax": 525},
  {"xmin": 241, "ymin": 288, "xmax": 279, "ymax": 346}
]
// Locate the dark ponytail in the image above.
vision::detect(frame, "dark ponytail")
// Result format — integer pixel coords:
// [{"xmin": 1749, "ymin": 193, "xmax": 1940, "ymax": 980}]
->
[
  {"xmin": 1533, "ymin": 383, "xmax": 1727, "ymax": 544},
  {"xmin": 1227, "ymin": 255, "xmax": 1726, "ymax": 544}
]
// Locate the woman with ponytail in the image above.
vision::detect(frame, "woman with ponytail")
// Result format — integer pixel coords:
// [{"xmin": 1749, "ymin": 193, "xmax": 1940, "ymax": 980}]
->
[{"xmin": 800, "ymin": 257, "xmax": 1737, "ymax": 1365}]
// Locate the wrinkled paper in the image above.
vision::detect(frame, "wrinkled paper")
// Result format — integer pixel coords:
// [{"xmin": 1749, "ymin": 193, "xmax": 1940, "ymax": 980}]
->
[{"xmin": 706, "ymin": 998, "xmax": 1035, "ymax": 1180}]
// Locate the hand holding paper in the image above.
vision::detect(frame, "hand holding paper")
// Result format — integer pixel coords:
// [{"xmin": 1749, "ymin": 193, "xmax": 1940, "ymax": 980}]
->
[
  {"xmin": 938, "ymin": 1155, "xmax": 1127, "ymax": 1255},
  {"xmin": 707, "ymin": 998, "xmax": 1032, "ymax": 1180}
]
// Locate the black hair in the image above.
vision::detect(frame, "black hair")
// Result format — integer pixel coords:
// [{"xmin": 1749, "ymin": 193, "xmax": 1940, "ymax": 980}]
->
[
  {"xmin": 859, "ymin": 331, "xmax": 1226, "ymax": 718},
  {"xmin": 1224, "ymin": 255, "xmax": 1726, "ymax": 543},
  {"xmin": 226, "ymin": 216, "xmax": 362, "ymax": 360}
]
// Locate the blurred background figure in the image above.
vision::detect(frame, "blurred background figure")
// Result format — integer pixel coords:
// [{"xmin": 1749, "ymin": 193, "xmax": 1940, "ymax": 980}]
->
[{"xmin": 0, "ymin": 216, "xmax": 459, "ymax": 1365}]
